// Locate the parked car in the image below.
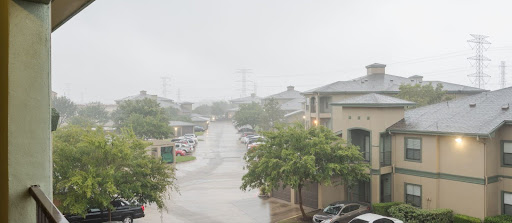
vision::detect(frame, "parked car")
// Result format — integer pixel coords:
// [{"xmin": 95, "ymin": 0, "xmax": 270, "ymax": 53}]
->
[
  {"xmin": 184, "ymin": 133, "xmax": 197, "ymax": 138},
  {"xmin": 239, "ymin": 132, "xmax": 254, "ymax": 140},
  {"xmin": 247, "ymin": 142, "xmax": 264, "ymax": 150},
  {"xmin": 246, "ymin": 136, "xmax": 264, "ymax": 145},
  {"xmin": 65, "ymin": 200, "xmax": 144, "ymax": 223},
  {"xmin": 175, "ymin": 143, "xmax": 192, "ymax": 153},
  {"xmin": 176, "ymin": 149, "xmax": 186, "ymax": 156},
  {"xmin": 194, "ymin": 126, "xmax": 205, "ymax": 132},
  {"xmin": 345, "ymin": 213, "xmax": 403, "ymax": 223},
  {"xmin": 170, "ymin": 138, "xmax": 182, "ymax": 142},
  {"xmin": 185, "ymin": 138, "xmax": 197, "ymax": 148},
  {"xmin": 312, "ymin": 201, "xmax": 370, "ymax": 223},
  {"xmin": 241, "ymin": 134, "xmax": 257, "ymax": 144}
]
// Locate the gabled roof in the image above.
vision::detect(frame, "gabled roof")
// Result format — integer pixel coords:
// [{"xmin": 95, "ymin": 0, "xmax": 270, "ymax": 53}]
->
[
  {"xmin": 229, "ymin": 94, "xmax": 261, "ymax": 104},
  {"xmin": 388, "ymin": 87, "xmax": 512, "ymax": 136},
  {"xmin": 331, "ymin": 93, "xmax": 415, "ymax": 107},
  {"xmin": 284, "ymin": 110, "xmax": 305, "ymax": 117},
  {"xmin": 116, "ymin": 91, "xmax": 178, "ymax": 109},
  {"xmin": 264, "ymin": 86, "xmax": 303, "ymax": 100},
  {"xmin": 303, "ymin": 73, "xmax": 486, "ymax": 95},
  {"xmin": 280, "ymin": 98, "xmax": 305, "ymax": 111},
  {"xmin": 191, "ymin": 116, "xmax": 210, "ymax": 122}
]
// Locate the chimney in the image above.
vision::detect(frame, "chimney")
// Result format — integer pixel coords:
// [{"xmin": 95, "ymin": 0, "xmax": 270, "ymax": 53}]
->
[
  {"xmin": 140, "ymin": 90, "xmax": 147, "ymax": 95},
  {"xmin": 366, "ymin": 63, "xmax": 386, "ymax": 75},
  {"xmin": 287, "ymin": 86, "xmax": 295, "ymax": 91},
  {"xmin": 409, "ymin": 75, "xmax": 424, "ymax": 84}
]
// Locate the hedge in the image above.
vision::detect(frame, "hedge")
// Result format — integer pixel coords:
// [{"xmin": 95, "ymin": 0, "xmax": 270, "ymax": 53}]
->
[
  {"xmin": 454, "ymin": 214, "xmax": 481, "ymax": 223},
  {"xmin": 372, "ymin": 202, "xmax": 402, "ymax": 217},
  {"xmin": 484, "ymin": 215, "xmax": 512, "ymax": 223},
  {"xmin": 388, "ymin": 204, "xmax": 453, "ymax": 223}
]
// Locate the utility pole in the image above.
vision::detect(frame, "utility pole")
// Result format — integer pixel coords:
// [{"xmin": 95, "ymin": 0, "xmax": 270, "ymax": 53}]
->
[
  {"xmin": 161, "ymin": 76, "xmax": 171, "ymax": 98},
  {"xmin": 236, "ymin": 69, "xmax": 252, "ymax": 97},
  {"xmin": 500, "ymin": 61, "xmax": 507, "ymax": 89},
  {"xmin": 467, "ymin": 34, "xmax": 491, "ymax": 89}
]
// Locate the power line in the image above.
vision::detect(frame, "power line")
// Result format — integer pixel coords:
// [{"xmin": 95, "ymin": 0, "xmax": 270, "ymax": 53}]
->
[
  {"xmin": 467, "ymin": 34, "xmax": 491, "ymax": 89},
  {"xmin": 500, "ymin": 61, "xmax": 507, "ymax": 89}
]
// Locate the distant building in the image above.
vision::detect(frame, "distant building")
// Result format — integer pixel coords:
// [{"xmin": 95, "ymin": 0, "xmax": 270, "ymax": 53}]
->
[
  {"xmin": 169, "ymin": 121, "xmax": 196, "ymax": 137},
  {"xmin": 115, "ymin": 90, "xmax": 192, "ymax": 115}
]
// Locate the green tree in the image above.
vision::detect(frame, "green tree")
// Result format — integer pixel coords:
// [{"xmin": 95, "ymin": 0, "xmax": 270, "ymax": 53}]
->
[
  {"xmin": 241, "ymin": 123, "xmax": 369, "ymax": 219},
  {"xmin": 211, "ymin": 101, "xmax": 229, "ymax": 117},
  {"xmin": 260, "ymin": 98, "xmax": 285, "ymax": 130},
  {"xmin": 112, "ymin": 98, "xmax": 172, "ymax": 139},
  {"xmin": 68, "ymin": 102, "xmax": 110, "ymax": 127},
  {"xmin": 233, "ymin": 102, "xmax": 263, "ymax": 129},
  {"xmin": 52, "ymin": 96, "xmax": 77, "ymax": 126},
  {"xmin": 396, "ymin": 83, "xmax": 454, "ymax": 108},
  {"xmin": 192, "ymin": 104, "xmax": 211, "ymax": 116},
  {"xmin": 165, "ymin": 106, "xmax": 192, "ymax": 122},
  {"xmin": 53, "ymin": 126, "xmax": 178, "ymax": 220}
]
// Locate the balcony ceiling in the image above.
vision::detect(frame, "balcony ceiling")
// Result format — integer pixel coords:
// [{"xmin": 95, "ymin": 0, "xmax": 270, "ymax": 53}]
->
[{"xmin": 51, "ymin": 0, "xmax": 95, "ymax": 32}]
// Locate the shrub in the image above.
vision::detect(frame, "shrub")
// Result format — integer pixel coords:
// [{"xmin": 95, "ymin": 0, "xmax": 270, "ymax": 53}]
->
[
  {"xmin": 454, "ymin": 214, "xmax": 481, "ymax": 223},
  {"xmin": 373, "ymin": 202, "xmax": 402, "ymax": 216},
  {"xmin": 484, "ymin": 215, "xmax": 512, "ymax": 223},
  {"xmin": 388, "ymin": 204, "xmax": 453, "ymax": 223}
]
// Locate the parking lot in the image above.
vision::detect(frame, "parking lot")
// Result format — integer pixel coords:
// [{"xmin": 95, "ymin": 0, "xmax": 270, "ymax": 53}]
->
[{"xmin": 136, "ymin": 121, "xmax": 312, "ymax": 223}]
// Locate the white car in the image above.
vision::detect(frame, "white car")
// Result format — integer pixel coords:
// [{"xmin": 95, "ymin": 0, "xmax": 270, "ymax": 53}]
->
[
  {"xmin": 175, "ymin": 143, "xmax": 192, "ymax": 153},
  {"xmin": 343, "ymin": 213, "xmax": 403, "ymax": 223}
]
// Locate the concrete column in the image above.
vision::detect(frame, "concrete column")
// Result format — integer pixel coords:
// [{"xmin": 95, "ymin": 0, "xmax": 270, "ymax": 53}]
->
[{"xmin": 7, "ymin": 1, "xmax": 52, "ymax": 223}]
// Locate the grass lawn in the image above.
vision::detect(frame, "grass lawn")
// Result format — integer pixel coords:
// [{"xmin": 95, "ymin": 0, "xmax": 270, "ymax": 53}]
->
[
  {"xmin": 195, "ymin": 132, "xmax": 204, "ymax": 136},
  {"xmin": 278, "ymin": 209, "xmax": 321, "ymax": 223},
  {"xmin": 176, "ymin": 155, "xmax": 196, "ymax": 163}
]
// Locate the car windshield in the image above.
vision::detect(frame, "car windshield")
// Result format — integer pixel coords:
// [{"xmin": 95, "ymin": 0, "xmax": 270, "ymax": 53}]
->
[{"xmin": 323, "ymin": 205, "xmax": 342, "ymax": 215}]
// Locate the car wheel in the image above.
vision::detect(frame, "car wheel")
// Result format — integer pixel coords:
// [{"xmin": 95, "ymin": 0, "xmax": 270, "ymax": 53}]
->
[
  {"xmin": 122, "ymin": 216, "xmax": 133, "ymax": 223},
  {"xmin": 177, "ymin": 153, "xmax": 182, "ymax": 156}
]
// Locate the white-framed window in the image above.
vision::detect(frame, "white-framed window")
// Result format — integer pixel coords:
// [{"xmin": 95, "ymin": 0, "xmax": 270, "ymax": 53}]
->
[
  {"xmin": 504, "ymin": 192, "xmax": 512, "ymax": 215},
  {"xmin": 405, "ymin": 183, "xmax": 421, "ymax": 208},
  {"xmin": 502, "ymin": 141, "xmax": 512, "ymax": 167},
  {"xmin": 405, "ymin": 138, "xmax": 421, "ymax": 162}
]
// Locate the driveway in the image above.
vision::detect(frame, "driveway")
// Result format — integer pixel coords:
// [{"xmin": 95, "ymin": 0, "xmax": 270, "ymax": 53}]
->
[{"xmin": 136, "ymin": 121, "xmax": 312, "ymax": 223}]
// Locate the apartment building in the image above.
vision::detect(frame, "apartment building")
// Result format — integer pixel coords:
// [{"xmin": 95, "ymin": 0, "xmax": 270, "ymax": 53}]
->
[
  {"xmin": 272, "ymin": 88, "xmax": 512, "ymax": 220},
  {"xmin": 302, "ymin": 63, "xmax": 486, "ymax": 129}
]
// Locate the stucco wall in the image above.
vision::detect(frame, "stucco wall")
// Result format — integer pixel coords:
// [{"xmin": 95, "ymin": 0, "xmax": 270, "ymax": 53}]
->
[
  {"xmin": 8, "ymin": 1, "xmax": 51, "ymax": 222},
  {"xmin": 439, "ymin": 180, "xmax": 485, "ymax": 219}
]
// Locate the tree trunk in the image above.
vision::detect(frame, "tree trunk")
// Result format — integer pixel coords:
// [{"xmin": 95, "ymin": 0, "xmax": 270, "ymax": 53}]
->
[
  {"xmin": 108, "ymin": 208, "xmax": 112, "ymax": 222},
  {"xmin": 298, "ymin": 185, "xmax": 307, "ymax": 220}
]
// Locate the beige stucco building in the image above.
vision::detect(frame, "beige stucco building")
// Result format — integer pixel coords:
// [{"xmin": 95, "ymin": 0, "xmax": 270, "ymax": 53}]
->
[
  {"xmin": 272, "ymin": 88, "xmax": 512, "ymax": 220},
  {"xmin": 302, "ymin": 63, "xmax": 487, "ymax": 130}
]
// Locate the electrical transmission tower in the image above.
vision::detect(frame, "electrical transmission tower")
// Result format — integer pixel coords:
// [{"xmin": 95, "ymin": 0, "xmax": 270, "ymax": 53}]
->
[
  {"xmin": 236, "ymin": 69, "xmax": 252, "ymax": 97},
  {"xmin": 161, "ymin": 76, "xmax": 171, "ymax": 98},
  {"xmin": 467, "ymin": 34, "xmax": 491, "ymax": 89},
  {"xmin": 500, "ymin": 61, "xmax": 507, "ymax": 89}
]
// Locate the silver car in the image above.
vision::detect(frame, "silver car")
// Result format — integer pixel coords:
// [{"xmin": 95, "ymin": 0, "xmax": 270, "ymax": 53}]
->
[{"xmin": 312, "ymin": 201, "xmax": 370, "ymax": 223}]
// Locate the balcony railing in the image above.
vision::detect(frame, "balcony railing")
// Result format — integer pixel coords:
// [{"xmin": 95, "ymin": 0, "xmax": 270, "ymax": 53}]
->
[{"xmin": 29, "ymin": 185, "xmax": 69, "ymax": 223}]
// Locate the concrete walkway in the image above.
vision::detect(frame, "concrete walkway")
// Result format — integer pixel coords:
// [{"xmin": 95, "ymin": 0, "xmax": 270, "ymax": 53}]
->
[{"xmin": 136, "ymin": 121, "xmax": 312, "ymax": 223}]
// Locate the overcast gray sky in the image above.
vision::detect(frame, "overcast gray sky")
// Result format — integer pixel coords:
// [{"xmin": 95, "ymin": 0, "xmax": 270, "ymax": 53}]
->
[{"xmin": 51, "ymin": 0, "xmax": 512, "ymax": 104}]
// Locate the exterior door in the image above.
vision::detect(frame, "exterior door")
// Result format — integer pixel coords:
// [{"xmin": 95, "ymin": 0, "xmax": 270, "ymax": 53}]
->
[
  {"xmin": 295, "ymin": 182, "xmax": 318, "ymax": 208},
  {"xmin": 349, "ymin": 181, "xmax": 370, "ymax": 203},
  {"xmin": 161, "ymin": 146, "xmax": 174, "ymax": 163},
  {"xmin": 272, "ymin": 184, "xmax": 291, "ymax": 202},
  {"xmin": 380, "ymin": 174, "xmax": 392, "ymax": 203}
]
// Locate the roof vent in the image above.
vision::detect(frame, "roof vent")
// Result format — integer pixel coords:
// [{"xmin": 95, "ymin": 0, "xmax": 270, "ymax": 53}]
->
[
  {"xmin": 503, "ymin": 104, "xmax": 510, "ymax": 110},
  {"xmin": 469, "ymin": 103, "xmax": 476, "ymax": 108}
]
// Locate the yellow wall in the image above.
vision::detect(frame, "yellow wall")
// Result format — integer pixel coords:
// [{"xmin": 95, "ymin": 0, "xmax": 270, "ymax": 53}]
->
[
  {"xmin": 1, "ymin": 0, "xmax": 9, "ymax": 221},
  {"xmin": 439, "ymin": 180, "xmax": 485, "ymax": 219},
  {"xmin": 318, "ymin": 177, "xmax": 346, "ymax": 208},
  {"xmin": 7, "ymin": 1, "xmax": 52, "ymax": 222},
  {"xmin": 394, "ymin": 174, "xmax": 438, "ymax": 210}
]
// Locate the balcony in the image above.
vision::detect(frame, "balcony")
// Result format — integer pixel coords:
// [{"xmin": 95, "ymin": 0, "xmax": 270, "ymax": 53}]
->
[{"xmin": 29, "ymin": 185, "xmax": 69, "ymax": 223}]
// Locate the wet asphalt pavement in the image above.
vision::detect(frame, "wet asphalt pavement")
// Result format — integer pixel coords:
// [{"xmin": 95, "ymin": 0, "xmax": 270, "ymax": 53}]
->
[{"xmin": 135, "ymin": 121, "xmax": 312, "ymax": 223}]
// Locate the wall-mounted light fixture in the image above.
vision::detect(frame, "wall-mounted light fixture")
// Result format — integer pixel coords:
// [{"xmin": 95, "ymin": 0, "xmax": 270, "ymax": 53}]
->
[{"xmin": 455, "ymin": 137, "xmax": 462, "ymax": 143}]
